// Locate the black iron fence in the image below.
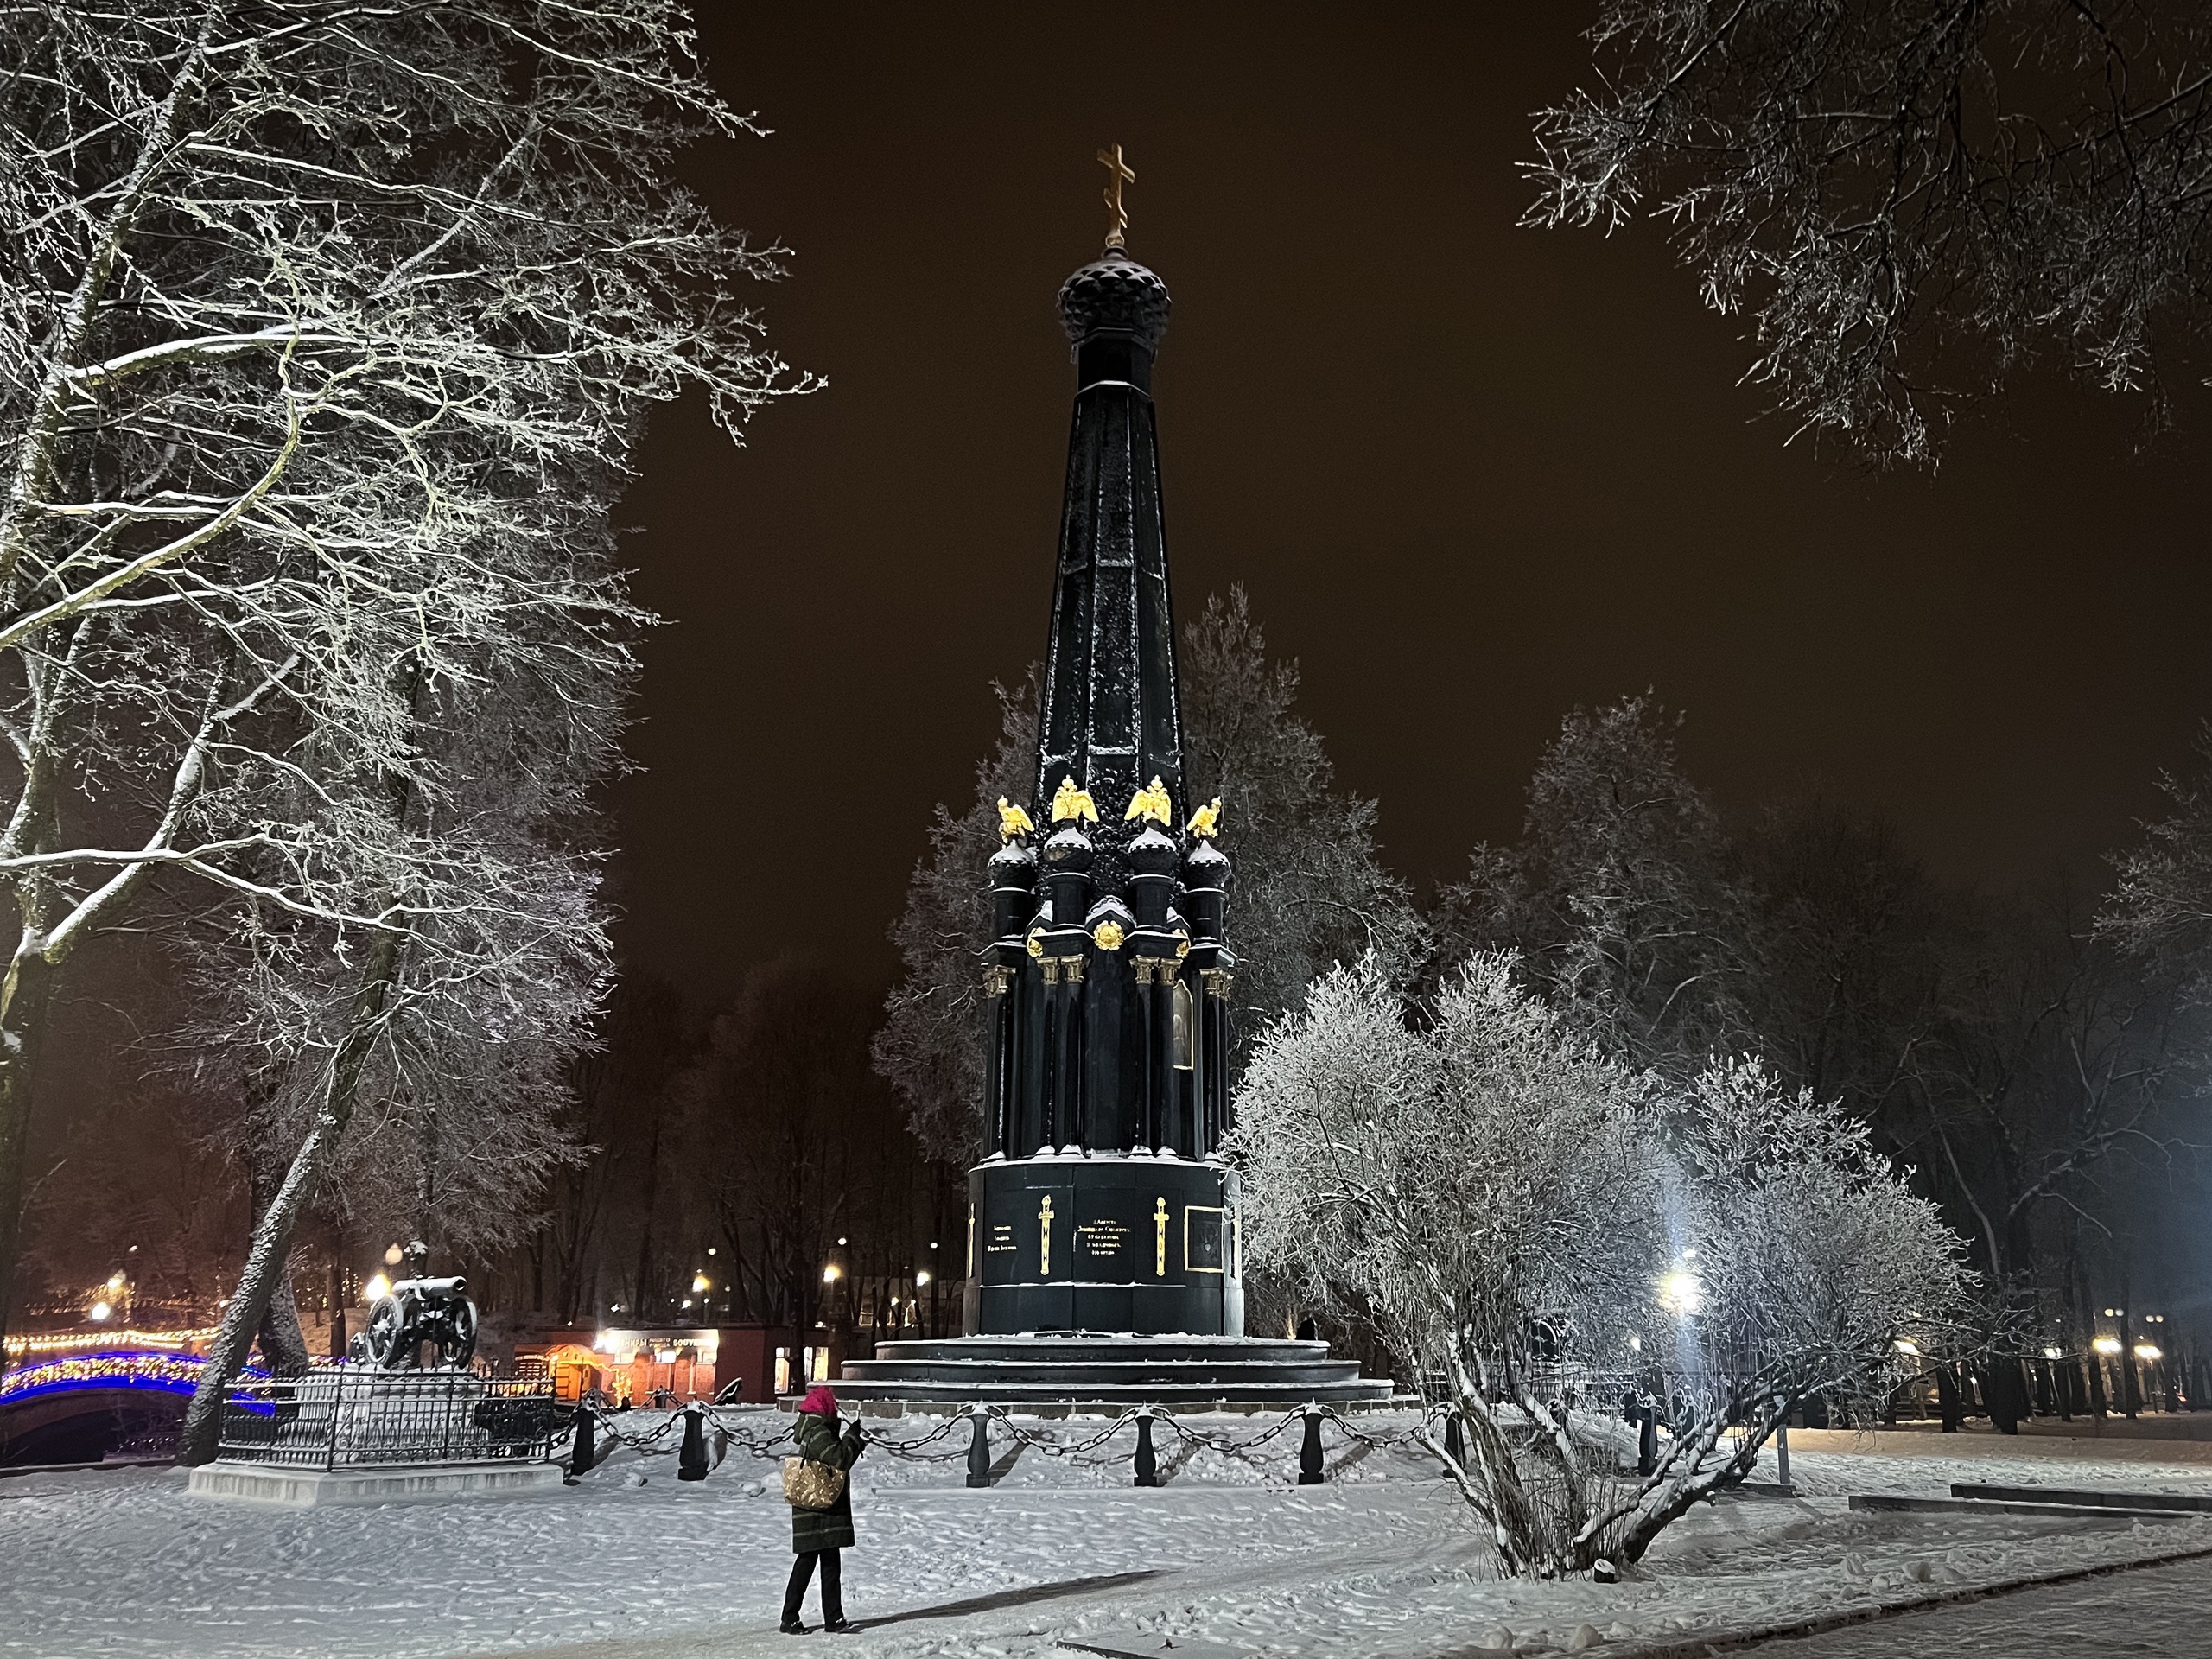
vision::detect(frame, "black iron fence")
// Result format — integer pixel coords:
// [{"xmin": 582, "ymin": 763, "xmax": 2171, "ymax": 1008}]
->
[{"xmin": 219, "ymin": 1368, "xmax": 568, "ymax": 1469}]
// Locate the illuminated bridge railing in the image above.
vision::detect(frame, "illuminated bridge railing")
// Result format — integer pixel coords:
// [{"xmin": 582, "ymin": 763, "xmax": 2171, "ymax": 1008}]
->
[{"xmin": 0, "ymin": 1349, "xmax": 257, "ymax": 1403}]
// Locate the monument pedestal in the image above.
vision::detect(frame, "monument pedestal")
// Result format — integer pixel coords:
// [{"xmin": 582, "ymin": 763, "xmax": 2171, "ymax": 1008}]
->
[{"xmin": 963, "ymin": 1154, "xmax": 1243, "ymax": 1337}]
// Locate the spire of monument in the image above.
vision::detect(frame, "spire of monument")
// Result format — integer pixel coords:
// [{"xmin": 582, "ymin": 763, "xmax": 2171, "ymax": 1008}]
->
[{"xmin": 1033, "ymin": 158, "xmax": 1184, "ymax": 827}]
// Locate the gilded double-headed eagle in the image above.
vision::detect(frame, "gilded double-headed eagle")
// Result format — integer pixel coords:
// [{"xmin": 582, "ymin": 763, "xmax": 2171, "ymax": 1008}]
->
[
  {"xmin": 995, "ymin": 797, "xmax": 1035, "ymax": 841},
  {"xmin": 1049, "ymin": 775, "xmax": 1100, "ymax": 824},
  {"xmin": 1123, "ymin": 776, "xmax": 1174, "ymax": 826},
  {"xmin": 1186, "ymin": 797, "xmax": 1224, "ymax": 839}
]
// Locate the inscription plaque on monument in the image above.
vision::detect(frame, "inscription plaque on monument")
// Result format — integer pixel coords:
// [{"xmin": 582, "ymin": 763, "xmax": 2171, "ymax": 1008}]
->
[{"xmin": 1075, "ymin": 1216, "xmax": 1135, "ymax": 1274}]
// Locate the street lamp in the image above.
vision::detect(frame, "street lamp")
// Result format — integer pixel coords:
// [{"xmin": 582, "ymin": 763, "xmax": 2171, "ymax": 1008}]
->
[
  {"xmin": 2093, "ymin": 1336, "xmax": 2122, "ymax": 1356},
  {"xmin": 1659, "ymin": 1266, "xmax": 1703, "ymax": 1316}
]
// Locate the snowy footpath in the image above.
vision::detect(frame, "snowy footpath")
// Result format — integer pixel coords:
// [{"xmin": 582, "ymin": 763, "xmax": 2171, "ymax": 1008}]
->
[{"xmin": 4, "ymin": 1411, "xmax": 2211, "ymax": 1659}]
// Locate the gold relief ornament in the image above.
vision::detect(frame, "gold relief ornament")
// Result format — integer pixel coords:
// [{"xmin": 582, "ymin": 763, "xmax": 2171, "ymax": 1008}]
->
[
  {"xmin": 1039, "ymin": 1194, "xmax": 1056, "ymax": 1276},
  {"xmin": 1026, "ymin": 929, "xmax": 1046, "ymax": 958},
  {"xmin": 1091, "ymin": 918, "xmax": 1126, "ymax": 950},
  {"xmin": 1186, "ymin": 797, "xmax": 1224, "ymax": 838},
  {"xmin": 995, "ymin": 797, "xmax": 1035, "ymax": 841},
  {"xmin": 1050, "ymin": 775, "xmax": 1100, "ymax": 825},
  {"xmin": 1124, "ymin": 776, "xmax": 1174, "ymax": 826},
  {"xmin": 1154, "ymin": 1197, "xmax": 1169, "ymax": 1276}
]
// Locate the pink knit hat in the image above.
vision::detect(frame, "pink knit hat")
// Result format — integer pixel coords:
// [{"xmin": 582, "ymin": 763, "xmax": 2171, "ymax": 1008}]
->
[{"xmin": 798, "ymin": 1384, "xmax": 839, "ymax": 1415}]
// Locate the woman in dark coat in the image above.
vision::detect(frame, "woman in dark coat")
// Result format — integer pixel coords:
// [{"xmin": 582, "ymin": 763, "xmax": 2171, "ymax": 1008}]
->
[{"xmin": 783, "ymin": 1385, "xmax": 866, "ymax": 1634}]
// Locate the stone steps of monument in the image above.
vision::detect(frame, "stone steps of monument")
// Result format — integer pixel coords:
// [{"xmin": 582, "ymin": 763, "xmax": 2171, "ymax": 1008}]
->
[
  {"xmin": 865, "ymin": 1338, "xmax": 1333, "ymax": 1364},
  {"xmin": 832, "ymin": 1376, "xmax": 1394, "ymax": 1405},
  {"xmin": 836, "ymin": 1334, "xmax": 1392, "ymax": 1404},
  {"xmin": 842, "ymin": 1357, "xmax": 1367, "ymax": 1389}
]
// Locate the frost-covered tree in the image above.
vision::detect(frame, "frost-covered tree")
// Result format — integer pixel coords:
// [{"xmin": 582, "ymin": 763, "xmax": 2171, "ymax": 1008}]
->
[
  {"xmin": 1180, "ymin": 589, "xmax": 1423, "ymax": 1052},
  {"xmin": 0, "ymin": 0, "xmax": 803, "ymax": 1404},
  {"xmin": 1526, "ymin": 3, "xmax": 2212, "ymax": 464},
  {"xmin": 1440, "ymin": 696, "xmax": 1756, "ymax": 1078},
  {"xmin": 877, "ymin": 589, "xmax": 1418, "ymax": 1164},
  {"xmin": 874, "ymin": 673, "xmax": 1039, "ymax": 1167},
  {"xmin": 1235, "ymin": 956, "xmax": 1969, "ymax": 1575}
]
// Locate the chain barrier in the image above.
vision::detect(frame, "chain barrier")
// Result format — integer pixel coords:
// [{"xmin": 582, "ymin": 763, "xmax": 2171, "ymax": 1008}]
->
[
  {"xmin": 702, "ymin": 1405, "xmax": 798, "ymax": 1460},
  {"xmin": 569, "ymin": 1395, "xmax": 1444, "ymax": 1483}
]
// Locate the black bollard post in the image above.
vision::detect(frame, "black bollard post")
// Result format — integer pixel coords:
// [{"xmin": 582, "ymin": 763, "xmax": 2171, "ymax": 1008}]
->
[
  {"xmin": 1444, "ymin": 1408, "xmax": 1466, "ymax": 1471},
  {"xmin": 568, "ymin": 1404, "xmax": 597, "ymax": 1483},
  {"xmin": 1637, "ymin": 1401, "xmax": 1657, "ymax": 1478},
  {"xmin": 966, "ymin": 1403, "xmax": 992, "ymax": 1489},
  {"xmin": 1134, "ymin": 1408, "xmax": 1159, "ymax": 1487},
  {"xmin": 1298, "ymin": 1404, "xmax": 1325, "ymax": 1485},
  {"xmin": 677, "ymin": 1402, "xmax": 709, "ymax": 1482}
]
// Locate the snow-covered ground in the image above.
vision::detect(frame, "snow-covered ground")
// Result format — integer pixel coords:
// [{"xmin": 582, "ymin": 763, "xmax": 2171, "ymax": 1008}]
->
[{"xmin": 3, "ymin": 1408, "xmax": 2210, "ymax": 1659}]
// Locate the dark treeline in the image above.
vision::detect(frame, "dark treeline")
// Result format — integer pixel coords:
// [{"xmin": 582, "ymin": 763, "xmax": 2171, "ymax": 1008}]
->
[
  {"xmin": 497, "ymin": 957, "xmax": 959, "ymax": 1344},
  {"xmin": 1434, "ymin": 696, "xmax": 2212, "ymax": 1372},
  {"xmin": 16, "ymin": 956, "xmax": 959, "ymax": 1362}
]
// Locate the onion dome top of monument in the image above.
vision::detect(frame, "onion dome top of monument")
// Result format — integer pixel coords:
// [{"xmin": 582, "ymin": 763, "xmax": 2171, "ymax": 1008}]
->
[
  {"xmin": 988, "ymin": 836, "xmax": 1038, "ymax": 884},
  {"xmin": 1058, "ymin": 251, "xmax": 1171, "ymax": 352},
  {"xmin": 1183, "ymin": 836, "xmax": 1230, "ymax": 890},
  {"xmin": 1044, "ymin": 823, "xmax": 1096, "ymax": 868},
  {"xmin": 1127, "ymin": 823, "xmax": 1179, "ymax": 875}
]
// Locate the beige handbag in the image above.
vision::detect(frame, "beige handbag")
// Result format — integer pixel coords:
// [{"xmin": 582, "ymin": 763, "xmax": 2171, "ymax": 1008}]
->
[{"xmin": 781, "ymin": 1454, "xmax": 847, "ymax": 1510}]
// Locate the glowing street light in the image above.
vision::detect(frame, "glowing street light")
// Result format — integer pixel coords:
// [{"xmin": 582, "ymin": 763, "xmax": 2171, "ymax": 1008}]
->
[
  {"xmin": 2042, "ymin": 1346, "xmax": 2064, "ymax": 1360},
  {"xmin": 823, "ymin": 1265, "xmax": 842, "ymax": 1285},
  {"xmin": 2093, "ymin": 1336, "xmax": 2122, "ymax": 1356},
  {"xmin": 1658, "ymin": 1268, "xmax": 1703, "ymax": 1316},
  {"xmin": 87, "ymin": 1300, "xmax": 111, "ymax": 1322},
  {"xmin": 691, "ymin": 1273, "xmax": 710, "ymax": 1294},
  {"xmin": 915, "ymin": 1270, "xmax": 931, "ymax": 1287},
  {"xmin": 2135, "ymin": 1343, "xmax": 2164, "ymax": 1363},
  {"xmin": 362, "ymin": 1273, "xmax": 391, "ymax": 1304}
]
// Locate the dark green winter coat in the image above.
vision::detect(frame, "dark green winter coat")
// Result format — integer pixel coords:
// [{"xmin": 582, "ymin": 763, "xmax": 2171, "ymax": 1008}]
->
[{"xmin": 790, "ymin": 1411, "xmax": 865, "ymax": 1553}]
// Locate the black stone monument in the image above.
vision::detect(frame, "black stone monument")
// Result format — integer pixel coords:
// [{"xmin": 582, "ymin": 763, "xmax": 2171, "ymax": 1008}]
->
[{"xmin": 840, "ymin": 209, "xmax": 1386, "ymax": 1408}]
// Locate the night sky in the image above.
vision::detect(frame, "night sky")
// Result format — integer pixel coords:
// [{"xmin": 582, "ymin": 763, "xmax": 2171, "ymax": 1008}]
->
[{"xmin": 611, "ymin": 5, "xmax": 2212, "ymax": 1002}]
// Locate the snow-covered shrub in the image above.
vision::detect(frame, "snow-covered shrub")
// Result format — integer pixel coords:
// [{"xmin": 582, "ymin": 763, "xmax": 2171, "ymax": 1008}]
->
[{"xmin": 1232, "ymin": 953, "xmax": 1971, "ymax": 1576}]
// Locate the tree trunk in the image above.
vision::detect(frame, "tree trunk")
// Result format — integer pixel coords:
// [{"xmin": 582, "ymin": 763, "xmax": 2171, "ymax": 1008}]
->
[
  {"xmin": 246, "ymin": 1163, "xmax": 312, "ymax": 1376},
  {"xmin": 0, "ymin": 948, "xmax": 58, "ymax": 1366},
  {"xmin": 179, "ymin": 925, "xmax": 404, "ymax": 1465}
]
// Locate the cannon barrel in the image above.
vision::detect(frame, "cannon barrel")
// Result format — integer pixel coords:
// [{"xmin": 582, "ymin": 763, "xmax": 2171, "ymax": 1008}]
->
[{"xmin": 391, "ymin": 1274, "xmax": 467, "ymax": 1299}]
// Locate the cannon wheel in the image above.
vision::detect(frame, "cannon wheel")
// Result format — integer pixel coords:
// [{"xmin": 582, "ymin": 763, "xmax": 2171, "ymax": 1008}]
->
[
  {"xmin": 442, "ymin": 1297, "xmax": 479, "ymax": 1370},
  {"xmin": 365, "ymin": 1293, "xmax": 411, "ymax": 1369}
]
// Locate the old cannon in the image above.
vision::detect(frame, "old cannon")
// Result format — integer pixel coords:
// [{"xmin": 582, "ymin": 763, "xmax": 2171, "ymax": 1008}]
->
[{"xmin": 362, "ymin": 1272, "xmax": 479, "ymax": 1370}]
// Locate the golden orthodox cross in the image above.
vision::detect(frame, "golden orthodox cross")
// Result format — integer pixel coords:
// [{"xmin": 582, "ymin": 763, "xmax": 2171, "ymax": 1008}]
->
[{"xmin": 1097, "ymin": 143, "xmax": 1135, "ymax": 250}]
